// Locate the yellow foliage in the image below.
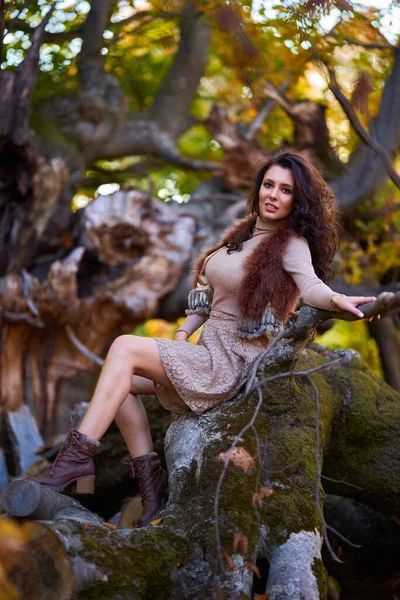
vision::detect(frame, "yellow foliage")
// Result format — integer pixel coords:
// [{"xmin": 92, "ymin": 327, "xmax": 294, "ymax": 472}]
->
[
  {"xmin": 0, "ymin": 519, "xmax": 34, "ymax": 600},
  {"xmin": 316, "ymin": 320, "xmax": 383, "ymax": 378},
  {"xmin": 140, "ymin": 317, "xmax": 203, "ymax": 344}
]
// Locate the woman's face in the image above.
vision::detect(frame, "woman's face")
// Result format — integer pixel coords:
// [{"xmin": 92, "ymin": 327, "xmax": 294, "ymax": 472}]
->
[{"xmin": 258, "ymin": 165, "xmax": 294, "ymax": 221}]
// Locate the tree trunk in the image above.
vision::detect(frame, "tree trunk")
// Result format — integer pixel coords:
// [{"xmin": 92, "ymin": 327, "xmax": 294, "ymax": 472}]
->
[{"xmin": 1, "ymin": 341, "xmax": 399, "ymax": 600}]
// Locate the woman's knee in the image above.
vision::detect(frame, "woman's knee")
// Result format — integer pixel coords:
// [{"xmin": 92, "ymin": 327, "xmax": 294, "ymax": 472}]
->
[{"xmin": 108, "ymin": 334, "xmax": 138, "ymax": 359}]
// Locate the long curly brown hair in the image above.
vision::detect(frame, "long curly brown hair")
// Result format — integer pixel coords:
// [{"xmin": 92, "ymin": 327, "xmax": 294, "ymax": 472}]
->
[{"xmin": 246, "ymin": 151, "xmax": 340, "ymax": 282}]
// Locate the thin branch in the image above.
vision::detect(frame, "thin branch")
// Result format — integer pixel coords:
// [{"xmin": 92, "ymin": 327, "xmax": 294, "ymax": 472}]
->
[
  {"xmin": 213, "ymin": 356, "xmax": 343, "ymax": 581},
  {"xmin": 65, "ymin": 326, "xmax": 104, "ymax": 367},
  {"xmin": 321, "ymin": 474, "xmax": 363, "ymax": 490},
  {"xmin": 244, "ymin": 77, "xmax": 293, "ymax": 142},
  {"xmin": 327, "ymin": 31, "xmax": 393, "ymax": 51},
  {"xmin": 326, "ymin": 524, "xmax": 362, "ymax": 548},
  {"xmin": 307, "ymin": 374, "xmax": 343, "ymax": 563},
  {"xmin": 246, "ymin": 349, "xmax": 340, "ymax": 396},
  {"xmin": 1, "ymin": 310, "xmax": 44, "ymax": 328},
  {"xmin": 0, "ymin": 0, "xmax": 5, "ymax": 65},
  {"xmin": 213, "ymin": 386, "xmax": 264, "ymax": 576},
  {"xmin": 326, "ymin": 66, "xmax": 400, "ymax": 191},
  {"xmin": 157, "ymin": 145, "xmax": 221, "ymax": 172}
]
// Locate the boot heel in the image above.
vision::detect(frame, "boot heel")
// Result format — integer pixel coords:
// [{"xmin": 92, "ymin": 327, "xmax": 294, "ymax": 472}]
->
[{"xmin": 75, "ymin": 476, "xmax": 95, "ymax": 494}]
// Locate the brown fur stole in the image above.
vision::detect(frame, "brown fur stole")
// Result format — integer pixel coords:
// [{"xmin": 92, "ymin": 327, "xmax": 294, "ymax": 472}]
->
[{"xmin": 192, "ymin": 215, "xmax": 300, "ymax": 321}]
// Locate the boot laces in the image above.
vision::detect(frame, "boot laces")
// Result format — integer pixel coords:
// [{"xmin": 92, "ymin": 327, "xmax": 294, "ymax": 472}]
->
[
  {"xmin": 50, "ymin": 428, "xmax": 90, "ymax": 475},
  {"xmin": 123, "ymin": 457, "xmax": 159, "ymax": 502}
]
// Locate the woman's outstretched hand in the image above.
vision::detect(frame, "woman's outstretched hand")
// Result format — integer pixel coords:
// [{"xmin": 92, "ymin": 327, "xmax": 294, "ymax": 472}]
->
[{"xmin": 330, "ymin": 293, "xmax": 380, "ymax": 321}]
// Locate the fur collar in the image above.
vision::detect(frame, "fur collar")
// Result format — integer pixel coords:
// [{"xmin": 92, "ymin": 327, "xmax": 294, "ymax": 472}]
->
[{"xmin": 192, "ymin": 215, "xmax": 299, "ymax": 325}]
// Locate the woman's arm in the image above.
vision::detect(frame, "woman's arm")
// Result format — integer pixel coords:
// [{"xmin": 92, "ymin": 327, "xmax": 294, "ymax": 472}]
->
[
  {"xmin": 174, "ymin": 314, "xmax": 208, "ymax": 341},
  {"xmin": 284, "ymin": 237, "xmax": 376, "ymax": 318},
  {"xmin": 174, "ymin": 269, "xmax": 213, "ymax": 341}
]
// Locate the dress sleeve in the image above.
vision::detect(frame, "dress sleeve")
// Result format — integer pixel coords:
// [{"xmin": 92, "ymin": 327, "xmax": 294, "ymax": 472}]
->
[
  {"xmin": 283, "ymin": 237, "xmax": 334, "ymax": 310},
  {"xmin": 175, "ymin": 313, "xmax": 208, "ymax": 337},
  {"xmin": 176, "ymin": 269, "xmax": 214, "ymax": 336}
]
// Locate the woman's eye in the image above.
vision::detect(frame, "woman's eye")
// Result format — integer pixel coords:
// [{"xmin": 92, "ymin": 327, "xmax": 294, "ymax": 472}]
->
[
  {"xmin": 282, "ymin": 189, "xmax": 292, "ymax": 194},
  {"xmin": 264, "ymin": 182, "xmax": 271, "ymax": 187}
]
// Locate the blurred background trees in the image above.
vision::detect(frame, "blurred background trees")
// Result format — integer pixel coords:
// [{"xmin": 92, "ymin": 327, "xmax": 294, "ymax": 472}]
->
[{"xmin": 0, "ymin": 0, "xmax": 399, "ymax": 459}]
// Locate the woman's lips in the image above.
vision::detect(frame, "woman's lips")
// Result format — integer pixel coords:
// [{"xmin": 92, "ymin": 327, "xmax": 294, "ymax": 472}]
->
[{"xmin": 265, "ymin": 203, "xmax": 278, "ymax": 212}]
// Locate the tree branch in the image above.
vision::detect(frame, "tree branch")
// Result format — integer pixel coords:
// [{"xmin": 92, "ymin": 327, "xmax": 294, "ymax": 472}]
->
[
  {"xmin": 0, "ymin": 0, "xmax": 5, "ymax": 65},
  {"xmin": 243, "ymin": 77, "xmax": 293, "ymax": 143},
  {"xmin": 78, "ymin": 0, "xmax": 112, "ymax": 89},
  {"xmin": 328, "ymin": 47, "xmax": 400, "ymax": 212},
  {"xmin": 284, "ymin": 292, "xmax": 400, "ymax": 350},
  {"xmin": 12, "ymin": 4, "xmax": 55, "ymax": 145},
  {"xmin": 4, "ymin": 19, "xmax": 82, "ymax": 43},
  {"xmin": 149, "ymin": 0, "xmax": 211, "ymax": 138},
  {"xmin": 327, "ymin": 31, "xmax": 394, "ymax": 51},
  {"xmin": 327, "ymin": 66, "xmax": 400, "ymax": 191}
]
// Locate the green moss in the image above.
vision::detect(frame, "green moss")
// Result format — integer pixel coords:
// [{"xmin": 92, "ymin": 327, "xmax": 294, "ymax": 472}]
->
[
  {"xmin": 311, "ymin": 556, "xmax": 327, "ymax": 599},
  {"xmin": 76, "ymin": 525, "xmax": 190, "ymax": 600}
]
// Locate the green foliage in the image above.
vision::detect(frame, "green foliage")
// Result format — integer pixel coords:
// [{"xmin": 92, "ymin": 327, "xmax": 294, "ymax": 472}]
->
[{"xmin": 316, "ymin": 320, "xmax": 383, "ymax": 378}]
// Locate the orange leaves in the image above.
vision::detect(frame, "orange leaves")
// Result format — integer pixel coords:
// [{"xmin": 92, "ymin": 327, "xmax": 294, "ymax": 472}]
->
[
  {"xmin": 218, "ymin": 446, "xmax": 256, "ymax": 473},
  {"xmin": 232, "ymin": 531, "xmax": 248, "ymax": 556},
  {"xmin": 220, "ymin": 549, "xmax": 261, "ymax": 579},
  {"xmin": 213, "ymin": 4, "xmax": 242, "ymax": 34},
  {"xmin": 221, "ymin": 551, "xmax": 235, "ymax": 571},
  {"xmin": 351, "ymin": 71, "xmax": 373, "ymax": 116},
  {"xmin": 252, "ymin": 487, "xmax": 273, "ymax": 509},
  {"xmin": 101, "ymin": 521, "xmax": 117, "ymax": 530},
  {"xmin": 304, "ymin": 0, "xmax": 352, "ymax": 15}
]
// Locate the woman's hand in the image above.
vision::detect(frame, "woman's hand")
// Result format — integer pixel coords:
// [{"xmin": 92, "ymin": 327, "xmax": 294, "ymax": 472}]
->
[
  {"xmin": 174, "ymin": 331, "xmax": 189, "ymax": 342},
  {"xmin": 330, "ymin": 293, "xmax": 380, "ymax": 320}
]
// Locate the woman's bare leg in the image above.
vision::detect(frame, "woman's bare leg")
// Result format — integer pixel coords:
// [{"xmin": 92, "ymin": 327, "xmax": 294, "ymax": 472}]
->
[
  {"xmin": 78, "ymin": 335, "xmax": 173, "ymax": 442},
  {"xmin": 114, "ymin": 376, "xmax": 156, "ymax": 458}
]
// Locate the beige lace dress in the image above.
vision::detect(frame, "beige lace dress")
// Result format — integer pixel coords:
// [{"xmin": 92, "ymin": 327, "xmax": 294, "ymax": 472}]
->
[{"xmin": 154, "ymin": 217, "xmax": 335, "ymax": 417}]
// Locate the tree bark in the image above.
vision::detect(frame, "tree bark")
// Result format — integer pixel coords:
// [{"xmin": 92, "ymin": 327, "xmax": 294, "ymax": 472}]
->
[
  {"xmin": 367, "ymin": 315, "xmax": 400, "ymax": 392},
  {"xmin": 1, "ymin": 321, "xmax": 400, "ymax": 599}
]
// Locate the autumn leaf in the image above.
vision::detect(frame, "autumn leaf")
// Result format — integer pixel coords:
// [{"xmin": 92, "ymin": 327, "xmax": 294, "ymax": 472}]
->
[
  {"xmin": 150, "ymin": 517, "xmax": 164, "ymax": 526},
  {"xmin": 215, "ymin": 585, "xmax": 224, "ymax": 600},
  {"xmin": 232, "ymin": 531, "xmax": 242, "ymax": 553},
  {"xmin": 218, "ymin": 446, "xmax": 256, "ymax": 473},
  {"xmin": 252, "ymin": 486, "xmax": 273, "ymax": 508},
  {"xmin": 245, "ymin": 562, "xmax": 261, "ymax": 578},
  {"xmin": 232, "ymin": 531, "xmax": 249, "ymax": 556},
  {"xmin": 351, "ymin": 71, "xmax": 373, "ymax": 116},
  {"xmin": 335, "ymin": 0, "xmax": 352, "ymax": 10},
  {"xmin": 213, "ymin": 4, "xmax": 243, "ymax": 33},
  {"xmin": 220, "ymin": 552, "xmax": 235, "ymax": 571},
  {"xmin": 240, "ymin": 534, "xmax": 248, "ymax": 556},
  {"xmin": 101, "ymin": 521, "xmax": 117, "ymax": 530}
]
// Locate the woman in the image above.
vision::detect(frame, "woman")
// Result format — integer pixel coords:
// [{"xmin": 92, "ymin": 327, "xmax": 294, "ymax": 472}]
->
[{"xmin": 28, "ymin": 152, "xmax": 376, "ymax": 527}]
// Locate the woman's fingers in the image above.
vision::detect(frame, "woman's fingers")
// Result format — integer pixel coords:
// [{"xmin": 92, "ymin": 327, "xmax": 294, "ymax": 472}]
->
[
  {"xmin": 352, "ymin": 296, "xmax": 377, "ymax": 306},
  {"xmin": 335, "ymin": 296, "xmax": 380, "ymax": 319}
]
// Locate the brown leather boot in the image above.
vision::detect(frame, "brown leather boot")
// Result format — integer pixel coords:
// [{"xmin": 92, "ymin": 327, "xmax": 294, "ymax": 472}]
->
[
  {"xmin": 27, "ymin": 428, "xmax": 101, "ymax": 494},
  {"xmin": 125, "ymin": 452, "xmax": 169, "ymax": 527}
]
